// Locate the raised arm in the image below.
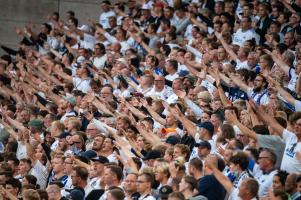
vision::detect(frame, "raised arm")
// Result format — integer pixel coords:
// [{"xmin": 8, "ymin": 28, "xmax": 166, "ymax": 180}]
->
[
  {"xmin": 228, "ymin": 73, "xmax": 250, "ymax": 92},
  {"xmin": 269, "ymin": 76, "xmax": 295, "ymax": 105},
  {"xmin": 254, "ymin": 102, "xmax": 284, "ymax": 136},
  {"xmin": 264, "ymin": 49, "xmax": 290, "ymax": 76},
  {"xmin": 141, "ymin": 99, "xmax": 165, "ymax": 125},
  {"xmin": 213, "ymin": 70, "xmax": 232, "ymax": 107},
  {"xmin": 205, "ymin": 155, "xmax": 234, "ymax": 193},
  {"xmin": 215, "ymin": 32, "xmax": 238, "ymax": 61},
  {"xmin": 225, "ymin": 110, "xmax": 257, "ymax": 140},
  {"xmin": 168, "ymin": 105, "xmax": 197, "ymax": 137}
]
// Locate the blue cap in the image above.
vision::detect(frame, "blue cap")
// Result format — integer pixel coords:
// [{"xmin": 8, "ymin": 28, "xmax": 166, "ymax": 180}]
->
[
  {"xmin": 91, "ymin": 155, "xmax": 109, "ymax": 164},
  {"xmin": 58, "ymin": 132, "xmax": 71, "ymax": 139},
  {"xmin": 79, "ymin": 150, "xmax": 97, "ymax": 160},
  {"xmin": 195, "ymin": 140, "xmax": 211, "ymax": 150},
  {"xmin": 199, "ymin": 121, "xmax": 214, "ymax": 136},
  {"xmin": 165, "ymin": 135, "xmax": 180, "ymax": 145},
  {"xmin": 143, "ymin": 150, "xmax": 161, "ymax": 160}
]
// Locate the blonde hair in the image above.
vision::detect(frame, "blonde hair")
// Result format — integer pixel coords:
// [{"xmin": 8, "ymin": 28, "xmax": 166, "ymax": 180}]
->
[{"xmin": 22, "ymin": 189, "xmax": 40, "ymax": 200}]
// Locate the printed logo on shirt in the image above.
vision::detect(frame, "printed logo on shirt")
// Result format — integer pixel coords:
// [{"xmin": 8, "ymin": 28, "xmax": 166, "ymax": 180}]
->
[{"xmin": 285, "ymin": 143, "xmax": 297, "ymax": 158}]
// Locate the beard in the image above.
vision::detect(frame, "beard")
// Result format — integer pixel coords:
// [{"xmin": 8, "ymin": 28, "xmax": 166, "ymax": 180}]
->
[{"xmin": 253, "ymin": 86, "xmax": 262, "ymax": 93}]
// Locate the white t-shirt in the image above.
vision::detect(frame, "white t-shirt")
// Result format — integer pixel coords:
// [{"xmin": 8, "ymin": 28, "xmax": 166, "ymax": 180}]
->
[
  {"xmin": 281, "ymin": 129, "xmax": 301, "ymax": 173},
  {"xmin": 288, "ymin": 68, "xmax": 298, "ymax": 91},
  {"xmin": 78, "ymin": 33, "xmax": 96, "ymax": 50},
  {"xmin": 246, "ymin": 88, "xmax": 269, "ymax": 105},
  {"xmin": 255, "ymin": 169, "xmax": 277, "ymax": 198},
  {"xmin": 233, "ymin": 28, "xmax": 260, "ymax": 47},
  {"xmin": 16, "ymin": 142, "xmax": 27, "ymax": 160},
  {"xmin": 145, "ymin": 86, "xmax": 174, "ymax": 101},
  {"xmin": 93, "ymin": 54, "xmax": 107, "ymax": 70},
  {"xmin": 165, "ymin": 73, "xmax": 179, "ymax": 82},
  {"xmin": 72, "ymin": 77, "xmax": 91, "ymax": 93},
  {"xmin": 99, "ymin": 10, "xmax": 116, "ymax": 29},
  {"xmin": 295, "ymin": 100, "xmax": 301, "ymax": 112},
  {"xmin": 30, "ymin": 160, "xmax": 49, "ymax": 189},
  {"xmin": 236, "ymin": 59, "xmax": 249, "ymax": 70}
]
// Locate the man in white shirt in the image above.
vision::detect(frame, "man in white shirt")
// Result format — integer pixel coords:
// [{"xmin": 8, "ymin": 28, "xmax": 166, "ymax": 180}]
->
[
  {"xmin": 233, "ymin": 16, "xmax": 260, "ymax": 47},
  {"xmin": 255, "ymin": 148, "xmax": 278, "ymax": 198},
  {"xmin": 71, "ymin": 166, "xmax": 93, "ymax": 198},
  {"xmin": 137, "ymin": 172, "xmax": 156, "ymax": 200},
  {"xmin": 99, "ymin": 1, "xmax": 116, "ymax": 29},
  {"xmin": 145, "ymin": 74, "xmax": 174, "ymax": 101}
]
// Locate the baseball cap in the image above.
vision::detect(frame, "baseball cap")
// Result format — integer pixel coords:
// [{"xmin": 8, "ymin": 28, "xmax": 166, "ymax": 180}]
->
[
  {"xmin": 159, "ymin": 185, "xmax": 173, "ymax": 199},
  {"xmin": 28, "ymin": 119, "xmax": 44, "ymax": 130},
  {"xmin": 66, "ymin": 187, "xmax": 85, "ymax": 200},
  {"xmin": 63, "ymin": 95, "xmax": 76, "ymax": 106},
  {"xmin": 91, "ymin": 156, "xmax": 109, "ymax": 164},
  {"xmin": 198, "ymin": 121, "xmax": 214, "ymax": 136},
  {"xmin": 165, "ymin": 135, "xmax": 180, "ymax": 145},
  {"xmin": 195, "ymin": 140, "xmax": 211, "ymax": 150},
  {"xmin": 79, "ymin": 150, "xmax": 97, "ymax": 160},
  {"xmin": 49, "ymin": 181, "xmax": 64, "ymax": 188},
  {"xmin": 142, "ymin": 150, "xmax": 161, "ymax": 161},
  {"xmin": 58, "ymin": 132, "xmax": 71, "ymax": 139}
]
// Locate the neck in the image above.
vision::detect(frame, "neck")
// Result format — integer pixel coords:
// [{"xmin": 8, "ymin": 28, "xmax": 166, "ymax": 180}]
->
[
  {"xmin": 183, "ymin": 190, "xmax": 194, "ymax": 199},
  {"xmin": 125, "ymin": 190, "xmax": 136, "ymax": 196},
  {"xmin": 263, "ymin": 166, "xmax": 274, "ymax": 173},
  {"xmin": 169, "ymin": 70, "xmax": 176, "ymax": 75},
  {"xmin": 107, "ymin": 180, "xmax": 119, "ymax": 187},
  {"xmin": 160, "ymin": 177, "xmax": 169, "ymax": 185},
  {"xmin": 141, "ymin": 84, "xmax": 151, "ymax": 90},
  {"xmin": 194, "ymin": 172, "xmax": 203, "ymax": 180},
  {"xmin": 78, "ymin": 181, "xmax": 87, "ymax": 189},
  {"xmin": 80, "ymin": 74, "xmax": 88, "ymax": 79},
  {"xmin": 101, "ymin": 150, "xmax": 113, "ymax": 156},
  {"xmin": 140, "ymin": 189, "xmax": 151, "ymax": 197},
  {"xmin": 54, "ymin": 171, "xmax": 65, "ymax": 179}
]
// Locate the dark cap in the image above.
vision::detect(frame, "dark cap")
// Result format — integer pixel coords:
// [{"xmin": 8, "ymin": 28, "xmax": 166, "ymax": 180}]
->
[
  {"xmin": 79, "ymin": 150, "xmax": 97, "ymax": 160},
  {"xmin": 91, "ymin": 156, "xmax": 109, "ymax": 164},
  {"xmin": 165, "ymin": 135, "xmax": 180, "ymax": 145},
  {"xmin": 58, "ymin": 132, "xmax": 71, "ymax": 139},
  {"xmin": 159, "ymin": 185, "xmax": 173, "ymax": 199},
  {"xmin": 28, "ymin": 119, "xmax": 44, "ymax": 130},
  {"xmin": 49, "ymin": 181, "xmax": 64, "ymax": 188},
  {"xmin": 199, "ymin": 121, "xmax": 214, "ymax": 136},
  {"xmin": 195, "ymin": 140, "xmax": 211, "ymax": 150},
  {"xmin": 66, "ymin": 187, "xmax": 85, "ymax": 200},
  {"xmin": 143, "ymin": 150, "xmax": 161, "ymax": 161}
]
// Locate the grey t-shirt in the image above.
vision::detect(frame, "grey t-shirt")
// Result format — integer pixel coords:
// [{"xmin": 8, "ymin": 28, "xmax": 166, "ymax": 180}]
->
[{"xmin": 257, "ymin": 134, "xmax": 285, "ymax": 168}]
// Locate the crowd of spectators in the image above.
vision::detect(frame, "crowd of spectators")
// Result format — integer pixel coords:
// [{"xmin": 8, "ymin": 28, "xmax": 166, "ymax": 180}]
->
[{"xmin": 1, "ymin": 0, "xmax": 301, "ymax": 199}]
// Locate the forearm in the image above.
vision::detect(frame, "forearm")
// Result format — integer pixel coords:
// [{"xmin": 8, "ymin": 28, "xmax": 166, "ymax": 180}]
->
[
  {"xmin": 177, "ymin": 115, "xmax": 197, "ymax": 137},
  {"xmin": 6, "ymin": 116, "xmax": 26, "ymax": 132},
  {"xmin": 233, "ymin": 120, "xmax": 257, "ymax": 140},
  {"xmin": 220, "ymin": 39, "xmax": 237, "ymax": 61},
  {"xmin": 212, "ymin": 167, "xmax": 233, "ymax": 193},
  {"xmin": 257, "ymin": 107, "xmax": 284, "ymax": 136},
  {"xmin": 126, "ymin": 105, "xmax": 147, "ymax": 120},
  {"xmin": 217, "ymin": 86, "xmax": 232, "ymax": 107},
  {"xmin": 185, "ymin": 98, "xmax": 203, "ymax": 118},
  {"xmin": 145, "ymin": 106, "xmax": 165, "ymax": 125},
  {"xmin": 277, "ymin": 86, "xmax": 296, "ymax": 105}
]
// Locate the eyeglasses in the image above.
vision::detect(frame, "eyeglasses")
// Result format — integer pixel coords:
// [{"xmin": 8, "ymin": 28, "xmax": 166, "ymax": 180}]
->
[{"xmin": 258, "ymin": 156, "xmax": 269, "ymax": 160}]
